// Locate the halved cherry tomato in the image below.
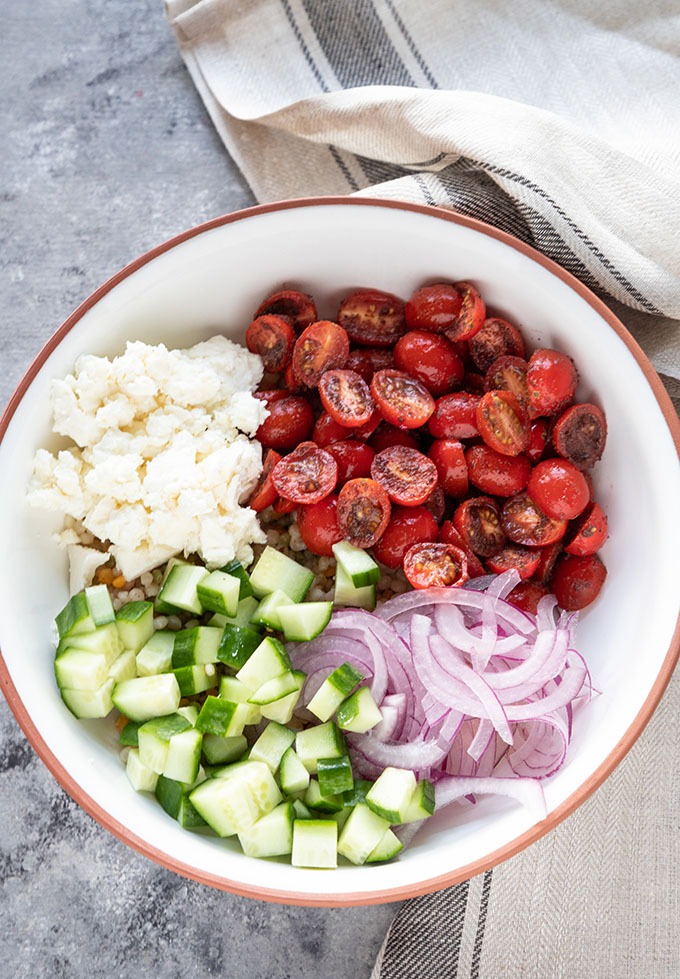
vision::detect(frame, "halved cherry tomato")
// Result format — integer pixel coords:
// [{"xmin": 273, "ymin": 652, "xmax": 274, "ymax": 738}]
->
[
  {"xmin": 254, "ymin": 289, "xmax": 317, "ymax": 332},
  {"xmin": 371, "ymin": 445, "xmax": 438, "ymax": 506},
  {"xmin": 565, "ymin": 501, "xmax": 608, "ymax": 556},
  {"xmin": 476, "ymin": 390, "xmax": 530, "ymax": 456},
  {"xmin": 527, "ymin": 458, "xmax": 590, "ymax": 521},
  {"xmin": 370, "ymin": 369, "xmax": 435, "ymax": 430},
  {"xmin": 271, "ymin": 442, "xmax": 337, "ymax": 504},
  {"xmin": 484, "ymin": 355, "xmax": 529, "ymax": 404},
  {"xmin": 393, "ymin": 330, "xmax": 464, "ymax": 396},
  {"xmin": 326, "ymin": 440, "xmax": 375, "ymax": 483},
  {"xmin": 247, "ymin": 448, "xmax": 282, "ymax": 512},
  {"xmin": 256, "ymin": 396, "xmax": 315, "ymax": 450},
  {"xmin": 534, "ymin": 541, "xmax": 563, "ymax": 584},
  {"xmin": 312, "ymin": 411, "xmax": 352, "ymax": 447},
  {"xmin": 550, "ymin": 553, "xmax": 607, "ymax": 610},
  {"xmin": 318, "ymin": 369, "xmax": 374, "ymax": 427},
  {"xmin": 506, "ymin": 579, "xmax": 549, "ymax": 615},
  {"xmin": 272, "ymin": 495, "xmax": 298, "ymax": 515},
  {"xmin": 486, "ymin": 544, "xmax": 541, "ymax": 580},
  {"xmin": 465, "ymin": 444, "xmax": 531, "ymax": 497},
  {"xmin": 526, "ymin": 348, "xmax": 578, "ymax": 418},
  {"xmin": 345, "ymin": 347, "xmax": 394, "ymax": 384},
  {"xmin": 253, "ymin": 388, "xmax": 289, "ymax": 407},
  {"xmin": 422, "ymin": 483, "xmax": 446, "ymax": 523},
  {"xmin": 372, "ymin": 506, "xmax": 439, "ymax": 569},
  {"xmin": 292, "ymin": 320, "xmax": 350, "ymax": 388},
  {"xmin": 428, "ymin": 439, "xmax": 468, "ymax": 497},
  {"xmin": 369, "ymin": 422, "xmax": 420, "ymax": 453},
  {"xmin": 452, "ymin": 496, "xmax": 506, "ymax": 558},
  {"xmin": 468, "ymin": 317, "xmax": 525, "ymax": 371},
  {"xmin": 445, "ymin": 282, "xmax": 486, "ymax": 341},
  {"xmin": 403, "ymin": 542, "xmax": 469, "ymax": 589},
  {"xmin": 404, "ymin": 283, "xmax": 462, "ymax": 333},
  {"xmin": 337, "ymin": 289, "xmax": 407, "ymax": 347},
  {"xmin": 283, "ymin": 360, "xmax": 304, "ymax": 393},
  {"xmin": 297, "ymin": 493, "xmax": 344, "ymax": 556},
  {"xmin": 438, "ymin": 520, "xmax": 485, "ymax": 576},
  {"xmin": 526, "ymin": 418, "xmax": 550, "ymax": 464},
  {"xmin": 501, "ymin": 493, "xmax": 567, "ymax": 546},
  {"xmin": 336, "ymin": 478, "xmax": 391, "ymax": 548},
  {"xmin": 552, "ymin": 403, "xmax": 607, "ymax": 469},
  {"xmin": 428, "ymin": 392, "xmax": 481, "ymax": 439},
  {"xmin": 351, "ymin": 407, "xmax": 383, "ymax": 441},
  {"xmin": 245, "ymin": 314, "xmax": 296, "ymax": 373}
]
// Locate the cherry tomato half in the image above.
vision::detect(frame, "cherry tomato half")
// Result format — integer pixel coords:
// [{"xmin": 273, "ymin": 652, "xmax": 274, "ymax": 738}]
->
[
  {"xmin": 526, "ymin": 348, "xmax": 578, "ymax": 418},
  {"xmin": 486, "ymin": 544, "xmax": 541, "ymax": 580},
  {"xmin": 484, "ymin": 355, "xmax": 529, "ymax": 404},
  {"xmin": 271, "ymin": 442, "xmax": 338, "ymax": 504},
  {"xmin": 371, "ymin": 445, "xmax": 439, "ymax": 507},
  {"xmin": 422, "ymin": 483, "xmax": 446, "ymax": 523},
  {"xmin": 254, "ymin": 289, "xmax": 317, "ymax": 332},
  {"xmin": 337, "ymin": 289, "xmax": 407, "ymax": 347},
  {"xmin": 465, "ymin": 444, "xmax": 531, "ymax": 497},
  {"xmin": 245, "ymin": 314, "xmax": 296, "ymax": 373},
  {"xmin": 312, "ymin": 411, "xmax": 352, "ymax": 447},
  {"xmin": 372, "ymin": 506, "xmax": 439, "ymax": 569},
  {"xmin": 404, "ymin": 283, "xmax": 462, "ymax": 333},
  {"xmin": 428, "ymin": 392, "xmax": 481, "ymax": 439},
  {"xmin": 501, "ymin": 493, "xmax": 567, "ymax": 547},
  {"xmin": 256, "ymin": 396, "xmax": 315, "ymax": 450},
  {"xmin": 534, "ymin": 540, "xmax": 563, "ymax": 584},
  {"xmin": 247, "ymin": 448, "xmax": 282, "ymax": 512},
  {"xmin": 326, "ymin": 440, "xmax": 375, "ymax": 483},
  {"xmin": 292, "ymin": 320, "xmax": 350, "ymax": 388},
  {"xmin": 272, "ymin": 495, "xmax": 298, "ymax": 515},
  {"xmin": 336, "ymin": 478, "xmax": 391, "ymax": 548},
  {"xmin": 527, "ymin": 458, "xmax": 590, "ymax": 521},
  {"xmin": 438, "ymin": 520, "xmax": 485, "ymax": 577},
  {"xmin": 468, "ymin": 317, "xmax": 525, "ymax": 371},
  {"xmin": 393, "ymin": 330, "xmax": 464, "ymax": 396},
  {"xmin": 552, "ymin": 403, "xmax": 607, "ymax": 470},
  {"xmin": 446, "ymin": 282, "xmax": 486, "ymax": 341},
  {"xmin": 564, "ymin": 501, "xmax": 609, "ymax": 556},
  {"xmin": 370, "ymin": 369, "xmax": 435, "ymax": 430},
  {"xmin": 403, "ymin": 542, "xmax": 469, "ymax": 589},
  {"xmin": 297, "ymin": 493, "xmax": 344, "ymax": 557},
  {"xmin": 476, "ymin": 390, "xmax": 530, "ymax": 456},
  {"xmin": 452, "ymin": 496, "xmax": 506, "ymax": 558},
  {"xmin": 506, "ymin": 579, "xmax": 549, "ymax": 615},
  {"xmin": 550, "ymin": 553, "xmax": 607, "ymax": 610},
  {"xmin": 428, "ymin": 439, "xmax": 468, "ymax": 498},
  {"xmin": 318, "ymin": 369, "xmax": 374, "ymax": 427},
  {"xmin": 526, "ymin": 418, "xmax": 551, "ymax": 464},
  {"xmin": 345, "ymin": 347, "xmax": 394, "ymax": 384}
]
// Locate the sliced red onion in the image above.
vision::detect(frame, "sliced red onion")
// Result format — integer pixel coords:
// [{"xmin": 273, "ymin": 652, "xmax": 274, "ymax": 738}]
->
[{"xmin": 434, "ymin": 775, "xmax": 547, "ymax": 819}]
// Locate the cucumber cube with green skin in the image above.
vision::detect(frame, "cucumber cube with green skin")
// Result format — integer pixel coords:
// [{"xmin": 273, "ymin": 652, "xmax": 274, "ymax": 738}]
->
[
  {"xmin": 201, "ymin": 733, "xmax": 248, "ymax": 766},
  {"xmin": 332, "ymin": 541, "xmax": 381, "ymax": 588},
  {"xmin": 217, "ymin": 676, "xmax": 262, "ymax": 725},
  {"xmin": 333, "ymin": 562, "xmax": 376, "ymax": 611},
  {"xmin": 108, "ymin": 648, "xmax": 137, "ymax": 684},
  {"xmin": 111, "ymin": 674, "xmax": 181, "ymax": 723},
  {"xmin": 317, "ymin": 754, "xmax": 354, "ymax": 797},
  {"xmin": 177, "ymin": 704, "xmax": 200, "ymax": 726},
  {"xmin": 216, "ymin": 624, "xmax": 262, "ymax": 670},
  {"xmin": 84, "ymin": 584, "xmax": 116, "ymax": 626},
  {"xmin": 56, "ymin": 622, "xmax": 122, "ymax": 665},
  {"xmin": 173, "ymin": 664, "xmax": 217, "ymax": 698},
  {"xmin": 55, "ymin": 648, "xmax": 110, "ymax": 692},
  {"xmin": 259, "ymin": 687, "xmax": 302, "ymax": 725},
  {"xmin": 277, "ymin": 601, "xmax": 333, "ymax": 642},
  {"xmin": 238, "ymin": 801, "xmax": 295, "ymax": 858},
  {"xmin": 155, "ymin": 775, "xmax": 207, "ymax": 828},
  {"xmin": 336, "ymin": 685, "xmax": 383, "ymax": 733},
  {"xmin": 337, "ymin": 802, "xmax": 391, "ymax": 865},
  {"xmin": 163, "ymin": 727, "xmax": 203, "ymax": 784},
  {"xmin": 235, "ymin": 636, "xmax": 292, "ymax": 693},
  {"xmin": 219, "ymin": 559, "xmax": 254, "ymax": 600},
  {"xmin": 119, "ymin": 720, "xmax": 142, "ymax": 747},
  {"xmin": 292, "ymin": 798, "xmax": 313, "ymax": 820},
  {"xmin": 115, "ymin": 601, "xmax": 154, "ymax": 653},
  {"xmin": 365, "ymin": 827, "xmax": 404, "ymax": 863},
  {"xmin": 249, "ymin": 721, "xmax": 296, "ymax": 773},
  {"xmin": 248, "ymin": 671, "xmax": 304, "ymax": 706},
  {"xmin": 248, "ymin": 546, "xmax": 314, "ymax": 602},
  {"xmin": 342, "ymin": 779, "xmax": 374, "ymax": 808},
  {"xmin": 305, "ymin": 771, "xmax": 346, "ymax": 810},
  {"xmin": 172, "ymin": 626, "xmax": 224, "ymax": 667},
  {"xmin": 126, "ymin": 748, "xmax": 158, "ymax": 793},
  {"xmin": 138, "ymin": 714, "xmax": 192, "ymax": 774},
  {"xmin": 189, "ymin": 760, "xmax": 282, "ymax": 836},
  {"xmin": 60, "ymin": 678, "xmax": 115, "ymax": 719},
  {"xmin": 278, "ymin": 747, "xmax": 311, "ymax": 796},
  {"xmin": 402, "ymin": 779, "xmax": 436, "ymax": 822},
  {"xmin": 55, "ymin": 591, "xmax": 97, "ymax": 639},
  {"xmin": 136, "ymin": 631, "xmax": 175, "ymax": 676},
  {"xmin": 291, "ymin": 819, "xmax": 337, "ymax": 868},
  {"xmin": 365, "ymin": 767, "xmax": 417, "ymax": 824},
  {"xmin": 195, "ymin": 696, "xmax": 250, "ymax": 737},
  {"xmin": 210, "ymin": 596, "xmax": 262, "ymax": 631},
  {"xmin": 249, "ymin": 589, "xmax": 295, "ymax": 631},
  {"xmin": 307, "ymin": 662, "xmax": 364, "ymax": 722},
  {"xmin": 156, "ymin": 563, "xmax": 209, "ymax": 615},
  {"xmin": 197, "ymin": 569, "xmax": 241, "ymax": 617},
  {"xmin": 295, "ymin": 721, "xmax": 346, "ymax": 774}
]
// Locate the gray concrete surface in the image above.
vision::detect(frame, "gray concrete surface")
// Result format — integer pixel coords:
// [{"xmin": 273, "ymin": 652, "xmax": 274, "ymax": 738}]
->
[{"xmin": 1, "ymin": 3, "xmax": 396, "ymax": 976}]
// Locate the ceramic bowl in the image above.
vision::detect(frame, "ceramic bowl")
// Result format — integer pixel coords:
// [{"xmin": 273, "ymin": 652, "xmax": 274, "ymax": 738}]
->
[{"xmin": 1, "ymin": 198, "xmax": 679, "ymax": 906}]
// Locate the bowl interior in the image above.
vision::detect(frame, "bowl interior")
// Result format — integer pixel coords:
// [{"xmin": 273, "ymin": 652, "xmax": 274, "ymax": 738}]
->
[{"xmin": 1, "ymin": 199, "xmax": 679, "ymax": 904}]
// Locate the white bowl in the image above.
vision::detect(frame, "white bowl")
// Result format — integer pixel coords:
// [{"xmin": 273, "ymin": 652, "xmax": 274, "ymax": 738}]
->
[{"xmin": 1, "ymin": 198, "xmax": 679, "ymax": 906}]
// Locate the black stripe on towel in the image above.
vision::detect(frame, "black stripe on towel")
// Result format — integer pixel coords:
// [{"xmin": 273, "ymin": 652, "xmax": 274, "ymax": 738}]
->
[
  {"xmin": 382, "ymin": 0, "xmax": 439, "ymax": 88},
  {"xmin": 470, "ymin": 870, "xmax": 493, "ymax": 979},
  {"xmin": 378, "ymin": 883, "xmax": 470, "ymax": 979}
]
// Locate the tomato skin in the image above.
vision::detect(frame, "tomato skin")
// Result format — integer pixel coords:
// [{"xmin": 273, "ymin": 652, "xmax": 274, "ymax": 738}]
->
[
  {"xmin": 403, "ymin": 542, "xmax": 469, "ymax": 589},
  {"xmin": 336, "ymin": 478, "xmax": 391, "ymax": 548},
  {"xmin": 550, "ymin": 553, "xmax": 607, "ymax": 610},
  {"xmin": 297, "ymin": 494, "xmax": 344, "ymax": 557},
  {"xmin": 253, "ymin": 388, "xmax": 289, "ymax": 407},
  {"xmin": 292, "ymin": 320, "xmax": 350, "ymax": 388},
  {"xmin": 534, "ymin": 540, "xmax": 563, "ymax": 584},
  {"xmin": 326, "ymin": 440, "xmax": 375, "ymax": 483},
  {"xmin": 404, "ymin": 283, "xmax": 462, "ymax": 333},
  {"xmin": 248, "ymin": 448, "xmax": 282, "ymax": 512},
  {"xmin": 428, "ymin": 392, "xmax": 481, "ymax": 439},
  {"xmin": 476, "ymin": 390, "xmax": 530, "ymax": 456},
  {"xmin": 564, "ymin": 501, "xmax": 608, "ymax": 556},
  {"xmin": 351, "ymin": 407, "xmax": 383, "ymax": 441},
  {"xmin": 318, "ymin": 369, "xmax": 375, "ymax": 427},
  {"xmin": 254, "ymin": 289, "xmax": 317, "ymax": 332},
  {"xmin": 337, "ymin": 289, "xmax": 407, "ymax": 347},
  {"xmin": 372, "ymin": 506, "xmax": 439, "ymax": 569},
  {"xmin": 484, "ymin": 355, "xmax": 529, "ymax": 404},
  {"xmin": 271, "ymin": 442, "xmax": 338, "ymax": 504},
  {"xmin": 506, "ymin": 579, "xmax": 549, "ymax": 615},
  {"xmin": 526, "ymin": 348, "xmax": 578, "ymax": 418},
  {"xmin": 428, "ymin": 439, "xmax": 469, "ymax": 498},
  {"xmin": 256, "ymin": 396, "xmax": 315, "ymax": 450},
  {"xmin": 345, "ymin": 347, "xmax": 394, "ymax": 384},
  {"xmin": 272, "ymin": 495, "xmax": 298, "ymax": 514},
  {"xmin": 422, "ymin": 482, "xmax": 446, "ymax": 523},
  {"xmin": 445, "ymin": 282, "xmax": 486, "ymax": 341},
  {"xmin": 370, "ymin": 369, "xmax": 436, "ymax": 430},
  {"xmin": 312, "ymin": 411, "xmax": 352, "ymax": 447},
  {"xmin": 393, "ymin": 330, "xmax": 465, "ymax": 397},
  {"xmin": 245, "ymin": 314, "xmax": 296, "ymax": 373},
  {"xmin": 552, "ymin": 403, "xmax": 607, "ymax": 470},
  {"xmin": 369, "ymin": 422, "xmax": 420, "ymax": 453},
  {"xmin": 452, "ymin": 496, "xmax": 506, "ymax": 558},
  {"xmin": 283, "ymin": 360, "xmax": 304, "ymax": 393},
  {"xmin": 501, "ymin": 492, "xmax": 568, "ymax": 546},
  {"xmin": 486, "ymin": 544, "xmax": 541, "ymax": 580},
  {"xmin": 469, "ymin": 317, "xmax": 525, "ymax": 371},
  {"xmin": 438, "ymin": 520, "xmax": 486, "ymax": 576},
  {"xmin": 465, "ymin": 444, "xmax": 531, "ymax": 497},
  {"xmin": 527, "ymin": 458, "xmax": 590, "ymax": 521},
  {"xmin": 526, "ymin": 418, "xmax": 550, "ymax": 464},
  {"xmin": 371, "ymin": 445, "xmax": 439, "ymax": 506}
]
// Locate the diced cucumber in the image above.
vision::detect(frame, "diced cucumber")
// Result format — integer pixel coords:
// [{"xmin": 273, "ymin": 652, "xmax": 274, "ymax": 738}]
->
[
  {"xmin": 366, "ymin": 827, "xmax": 404, "ymax": 863},
  {"xmin": 111, "ymin": 674, "xmax": 181, "ymax": 722},
  {"xmin": 248, "ymin": 546, "xmax": 314, "ymax": 602},
  {"xmin": 155, "ymin": 775, "xmax": 207, "ymax": 829},
  {"xmin": 210, "ymin": 760, "xmax": 284, "ymax": 815},
  {"xmin": 115, "ymin": 601, "xmax": 154, "ymax": 653},
  {"xmin": 304, "ymin": 774, "xmax": 345, "ymax": 812},
  {"xmin": 292, "ymin": 798, "xmax": 313, "ymax": 820},
  {"xmin": 337, "ymin": 802, "xmax": 391, "ymax": 865},
  {"xmin": 291, "ymin": 819, "xmax": 338, "ymax": 868},
  {"xmin": 56, "ymin": 622, "xmax": 122, "ymax": 664},
  {"xmin": 238, "ymin": 801, "xmax": 294, "ymax": 858},
  {"xmin": 295, "ymin": 721, "xmax": 346, "ymax": 774},
  {"xmin": 277, "ymin": 601, "xmax": 333, "ymax": 642},
  {"xmin": 201, "ymin": 733, "xmax": 248, "ymax": 766},
  {"xmin": 136, "ymin": 630, "xmax": 175, "ymax": 676},
  {"xmin": 249, "ymin": 589, "xmax": 295, "ymax": 630},
  {"xmin": 216, "ymin": 624, "xmax": 262, "ymax": 670},
  {"xmin": 365, "ymin": 767, "xmax": 417, "ymax": 824},
  {"xmin": 219, "ymin": 559, "xmax": 254, "ymax": 600},
  {"xmin": 119, "ymin": 719, "xmax": 141, "ymax": 747},
  {"xmin": 156, "ymin": 563, "xmax": 209, "ymax": 615},
  {"xmin": 177, "ymin": 704, "xmax": 200, "ymax": 725},
  {"xmin": 55, "ymin": 590, "xmax": 100, "ymax": 639},
  {"xmin": 125, "ymin": 748, "xmax": 158, "ymax": 793},
  {"xmin": 249, "ymin": 721, "xmax": 296, "ymax": 773},
  {"xmin": 107, "ymin": 648, "xmax": 137, "ymax": 684},
  {"xmin": 307, "ymin": 662, "xmax": 364, "ymax": 722},
  {"xmin": 189, "ymin": 761, "xmax": 282, "ymax": 836},
  {"xmin": 211, "ymin": 596, "xmax": 262, "ymax": 631},
  {"xmin": 332, "ymin": 541, "xmax": 381, "ymax": 588},
  {"xmin": 333, "ymin": 562, "xmax": 376, "ymax": 611},
  {"xmin": 402, "ymin": 779, "xmax": 436, "ymax": 822},
  {"xmin": 163, "ymin": 726, "xmax": 203, "ymax": 784},
  {"xmin": 173, "ymin": 663, "xmax": 217, "ymax": 697},
  {"xmin": 60, "ymin": 678, "xmax": 114, "ymax": 719},
  {"xmin": 55, "ymin": 648, "xmax": 110, "ymax": 692},
  {"xmin": 84, "ymin": 584, "xmax": 116, "ymax": 626},
  {"xmin": 336, "ymin": 685, "xmax": 382, "ymax": 733},
  {"xmin": 217, "ymin": 675, "xmax": 262, "ymax": 725},
  {"xmin": 278, "ymin": 747, "xmax": 311, "ymax": 796},
  {"xmin": 317, "ymin": 754, "xmax": 354, "ymax": 796},
  {"xmin": 137, "ymin": 713, "xmax": 192, "ymax": 774},
  {"xmin": 342, "ymin": 778, "xmax": 374, "ymax": 808},
  {"xmin": 197, "ymin": 569, "xmax": 241, "ymax": 617},
  {"xmin": 235, "ymin": 636, "xmax": 292, "ymax": 692},
  {"xmin": 259, "ymin": 685, "xmax": 302, "ymax": 724},
  {"xmin": 172, "ymin": 626, "xmax": 224, "ymax": 667},
  {"xmin": 248, "ymin": 670, "xmax": 304, "ymax": 706},
  {"xmin": 195, "ymin": 696, "xmax": 251, "ymax": 737}
]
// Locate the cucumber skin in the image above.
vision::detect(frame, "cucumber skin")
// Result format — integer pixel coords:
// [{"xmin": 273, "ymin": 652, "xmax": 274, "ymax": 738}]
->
[{"xmin": 217, "ymin": 625, "xmax": 262, "ymax": 670}]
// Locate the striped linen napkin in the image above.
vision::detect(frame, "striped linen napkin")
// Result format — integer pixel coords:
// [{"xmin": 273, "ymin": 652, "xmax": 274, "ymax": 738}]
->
[{"xmin": 165, "ymin": 2, "xmax": 680, "ymax": 976}]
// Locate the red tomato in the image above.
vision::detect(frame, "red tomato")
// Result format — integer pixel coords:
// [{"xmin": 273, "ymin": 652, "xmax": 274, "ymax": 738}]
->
[
  {"xmin": 403, "ymin": 542, "xmax": 469, "ymax": 589},
  {"xmin": 297, "ymin": 494, "xmax": 344, "ymax": 556},
  {"xmin": 484, "ymin": 355, "xmax": 529, "ymax": 404},
  {"xmin": 552, "ymin": 403, "xmax": 607, "ymax": 470},
  {"xmin": 254, "ymin": 289, "xmax": 317, "ymax": 332},
  {"xmin": 345, "ymin": 347, "xmax": 394, "ymax": 384},
  {"xmin": 312, "ymin": 411, "xmax": 352, "ymax": 447},
  {"xmin": 501, "ymin": 493, "xmax": 567, "ymax": 546},
  {"xmin": 550, "ymin": 553, "xmax": 607, "ymax": 610},
  {"xmin": 247, "ymin": 448, "xmax": 281, "ymax": 512},
  {"xmin": 318, "ymin": 369, "xmax": 374, "ymax": 427},
  {"xmin": 526, "ymin": 418, "xmax": 550, "ymax": 464},
  {"xmin": 452, "ymin": 496, "xmax": 506, "ymax": 558},
  {"xmin": 438, "ymin": 520, "xmax": 485, "ymax": 577},
  {"xmin": 256, "ymin": 396, "xmax": 315, "ymax": 450},
  {"xmin": 370, "ymin": 445, "xmax": 439, "ymax": 506},
  {"xmin": 336, "ymin": 478, "xmax": 391, "ymax": 548},
  {"xmin": 445, "ymin": 282, "xmax": 486, "ymax": 341},
  {"xmin": 476, "ymin": 390, "xmax": 530, "ymax": 456},
  {"xmin": 465, "ymin": 444, "xmax": 531, "ymax": 497},
  {"xmin": 428, "ymin": 439, "xmax": 469, "ymax": 498},
  {"xmin": 253, "ymin": 388, "xmax": 289, "ymax": 407},
  {"xmin": 372, "ymin": 506, "xmax": 439, "ymax": 569},
  {"xmin": 292, "ymin": 320, "xmax": 350, "ymax": 388},
  {"xmin": 404, "ymin": 283, "xmax": 462, "ymax": 333},
  {"xmin": 527, "ymin": 458, "xmax": 590, "ymax": 521},
  {"xmin": 526, "ymin": 348, "xmax": 578, "ymax": 418},
  {"xmin": 351, "ymin": 407, "xmax": 383, "ymax": 441},
  {"xmin": 534, "ymin": 541, "xmax": 563, "ymax": 584},
  {"xmin": 422, "ymin": 483, "xmax": 446, "ymax": 523},
  {"xmin": 337, "ymin": 289, "xmax": 407, "ymax": 347},
  {"xmin": 486, "ymin": 544, "xmax": 541, "ymax": 580},
  {"xmin": 369, "ymin": 422, "xmax": 420, "ymax": 453},
  {"xmin": 245, "ymin": 314, "xmax": 296, "ymax": 373},
  {"xmin": 283, "ymin": 360, "xmax": 304, "ymax": 393},
  {"xmin": 468, "ymin": 317, "xmax": 525, "ymax": 371},
  {"xmin": 565, "ymin": 501, "xmax": 609, "ymax": 556},
  {"xmin": 393, "ymin": 330, "xmax": 464, "ymax": 396},
  {"xmin": 370, "ymin": 370, "xmax": 435, "ymax": 430},
  {"xmin": 462, "ymin": 370, "xmax": 486, "ymax": 394},
  {"xmin": 506, "ymin": 579, "xmax": 549, "ymax": 615},
  {"xmin": 326, "ymin": 440, "xmax": 375, "ymax": 483},
  {"xmin": 428, "ymin": 392, "xmax": 481, "ymax": 439},
  {"xmin": 272, "ymin": 495, "xmax": 298, "ymax": 515},
  {"xmin": 271, "ymin": 442, "xmax": 338, "ymax": 504}
]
